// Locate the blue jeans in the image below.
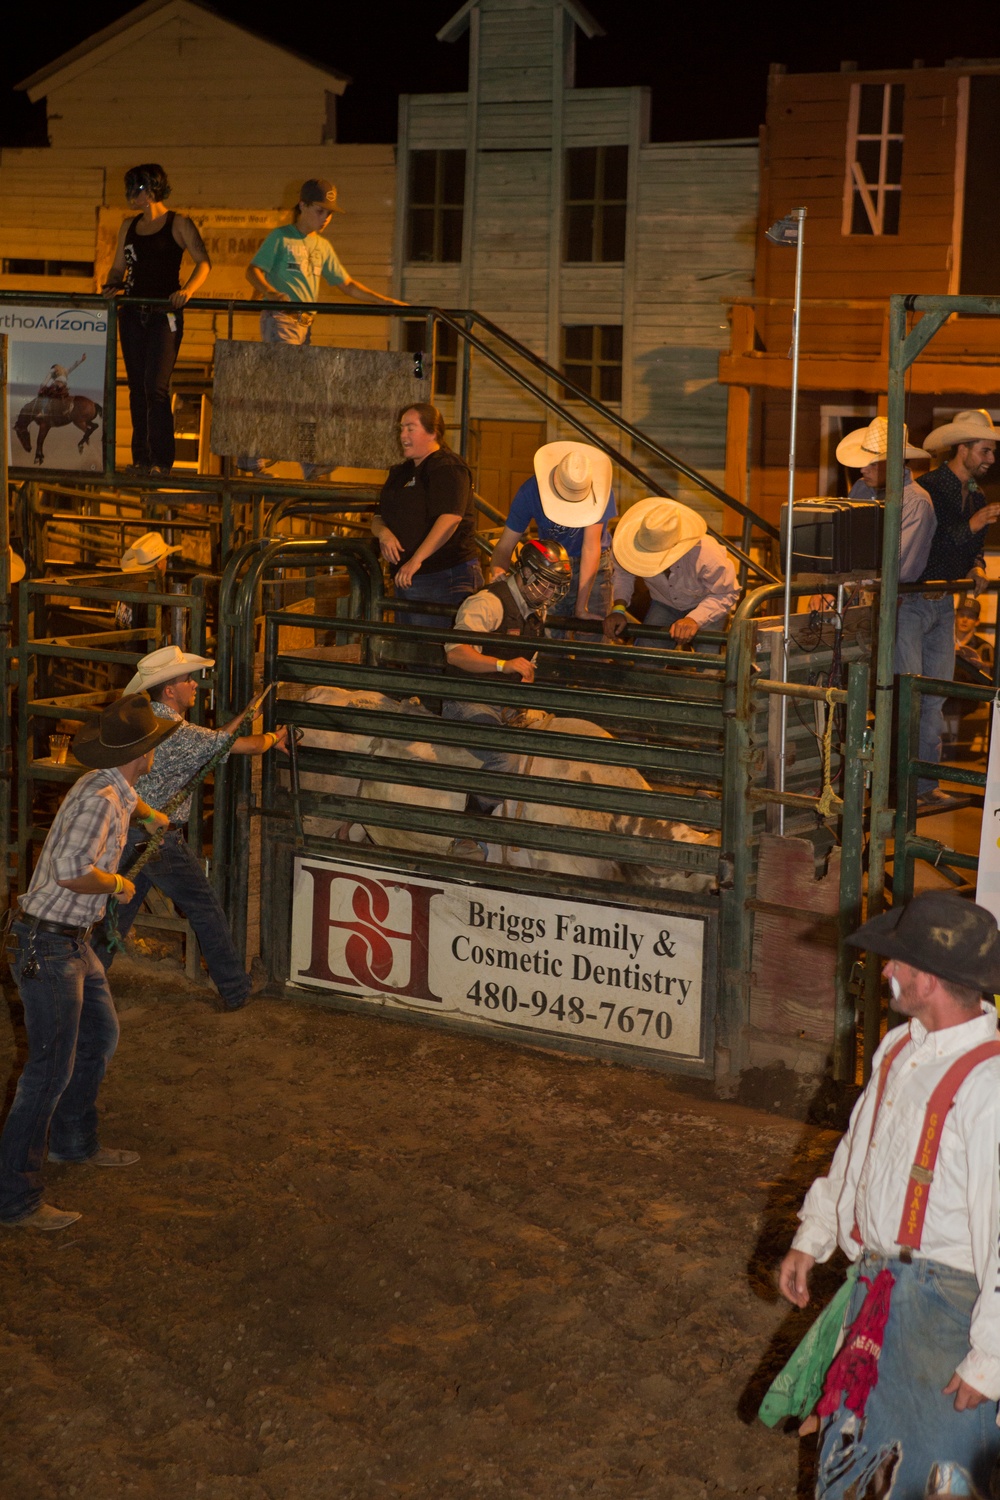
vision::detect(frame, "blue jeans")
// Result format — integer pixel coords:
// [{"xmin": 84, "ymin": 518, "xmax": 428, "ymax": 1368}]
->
[
  {"xmin": 92, "ymin": 827, "xmax": 250, "ymax": 1009},
  {"xmin": 549, "ymin": 550, "xmax": 612, "ymax": 638},
  {"xmin": 0, "ymin": 924, "xmax": 120, "ymax": 1221},
  {"xmin": 393, "ymin": 558, "xmax": 483, "ymax": 631},
  {"xmin": 817, "ymin": 1252, "xmax": 1000, "ymax": 1499},
  {"xmin": 637, "ymin": 599, "xmax": 686, "ymax": 648},
  {"xmin": 442, "ymin": 698, "xmax": 520, "ymax": 810},
  {"xmin": 895, "ymin": 593, "xmax": 956, "ymax": 795},
  {"xmin": 238, "ymin": 312, "xmax": 327, "ymax": 479}
]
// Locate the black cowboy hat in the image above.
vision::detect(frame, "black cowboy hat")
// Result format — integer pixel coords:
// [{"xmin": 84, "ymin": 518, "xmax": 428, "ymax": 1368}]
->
[
  {"xmin": 72, "ymin": 691, "xmax": 179, "ymax": 770},
  {"xmin": 847, "ymin": 891, "xmax": 1000, "ymax": 995}
]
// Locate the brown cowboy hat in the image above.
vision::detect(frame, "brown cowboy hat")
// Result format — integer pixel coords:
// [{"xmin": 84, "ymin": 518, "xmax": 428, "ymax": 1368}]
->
[
  {"xmin": 72, "ymin": 691, "xmax": 180, "ymax": 770},
  {"xmin": 847, "ymin": 891, "xmax": 1000, "ymax": 994}
]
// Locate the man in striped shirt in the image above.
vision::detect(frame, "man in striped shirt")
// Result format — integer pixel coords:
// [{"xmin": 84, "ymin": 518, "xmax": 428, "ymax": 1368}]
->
[{"xmin": 0, "ymin": 694, "xmax": 175, "ymax": 1232}]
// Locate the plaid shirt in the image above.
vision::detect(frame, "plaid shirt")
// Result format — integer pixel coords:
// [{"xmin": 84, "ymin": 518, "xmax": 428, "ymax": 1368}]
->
[
  {"xmin": 22, "ymin": 768, "xmax": 137, "ymax": 926},
  {"xmin": 133, "ymin": 701, "xmax": 232, "ymax": 824},
  {"xmin": 919, "ymin": 463, "xmax": 986, "ymax": 583}
]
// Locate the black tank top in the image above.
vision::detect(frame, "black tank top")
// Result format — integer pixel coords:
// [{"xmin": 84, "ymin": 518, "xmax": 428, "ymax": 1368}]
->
[{"xmin": 123, "ymin": 212, "xmax": 184, "ymax": 299}]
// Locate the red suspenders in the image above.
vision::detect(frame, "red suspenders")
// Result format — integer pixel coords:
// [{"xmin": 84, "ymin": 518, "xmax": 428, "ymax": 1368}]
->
[{"xmin": 852, "ymin": 1030, "xmax": 1000, "ymax": 1253}]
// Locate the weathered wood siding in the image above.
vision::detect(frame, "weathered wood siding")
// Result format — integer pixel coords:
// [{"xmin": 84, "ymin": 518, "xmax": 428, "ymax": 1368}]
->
[
  {"xmin": 758, "ymin": 68, "xmax": 962, "ymax": 358},
  {"xmin": 26, "ymin": 0, "xmax": 343, "ymax": 150},
  {"xmin": 632, "ymin": 142, "xmax": 758, "ymax": 510}
]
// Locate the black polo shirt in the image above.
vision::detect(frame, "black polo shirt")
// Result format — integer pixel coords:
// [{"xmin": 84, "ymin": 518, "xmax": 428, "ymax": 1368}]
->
[{"xmin": 378, "ymin": 448, "xmax": 477, "ymax": 575}]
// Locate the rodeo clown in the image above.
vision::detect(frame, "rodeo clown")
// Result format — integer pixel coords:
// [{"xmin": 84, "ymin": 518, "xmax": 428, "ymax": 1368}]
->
[{"xmin": 778, "ymin": 891, "xmax": 1000, "ymax": 1499}]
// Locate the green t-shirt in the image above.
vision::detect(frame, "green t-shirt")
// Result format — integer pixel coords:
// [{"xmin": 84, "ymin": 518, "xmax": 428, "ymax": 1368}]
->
[{"xmin": 250, "ymin": 224, "xmax": 349, "ymax": 304}]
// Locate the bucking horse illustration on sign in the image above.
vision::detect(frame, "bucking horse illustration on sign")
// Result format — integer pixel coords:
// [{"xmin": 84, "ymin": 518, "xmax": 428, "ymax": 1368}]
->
[{"xmin": 13, "ymin": 353, "xmax": 103, "ymax": 465}]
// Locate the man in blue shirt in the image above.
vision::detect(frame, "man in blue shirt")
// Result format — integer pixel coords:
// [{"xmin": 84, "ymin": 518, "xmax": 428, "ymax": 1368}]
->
[
  {"xmin": 489, "ymin": 442, "xmax": 616, "ymax": 621},
  {"xmin": 911, "ymin": 411, "xmax": 1000, "ymax": 809}
]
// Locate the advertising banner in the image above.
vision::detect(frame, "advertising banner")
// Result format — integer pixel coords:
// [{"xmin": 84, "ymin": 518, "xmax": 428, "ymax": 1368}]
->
[
  {"xmin": 290, "ymin": 856, "xmax": 707, "ymax": 1062},
  {"xmin": 976, "ymin": 698, "xmax": 1000, "ymax": 925},
  {"xmin": 3, "ymin": 303, "xmax": 107, "ymax": 472}
]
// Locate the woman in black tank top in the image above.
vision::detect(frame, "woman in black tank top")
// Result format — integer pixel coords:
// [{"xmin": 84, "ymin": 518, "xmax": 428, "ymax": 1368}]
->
[{"xmin": 104, "ymin": 164, "xmax": 211, "ymax": 474}]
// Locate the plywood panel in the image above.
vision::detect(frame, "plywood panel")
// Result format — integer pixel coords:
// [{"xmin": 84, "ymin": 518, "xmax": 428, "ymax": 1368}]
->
[{"xmin": 211, "ymin": 343, "xmax": 430, "ymax": 468}]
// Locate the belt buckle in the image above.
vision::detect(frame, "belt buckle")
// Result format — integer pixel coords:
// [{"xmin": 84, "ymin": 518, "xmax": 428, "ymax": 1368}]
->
[{"xmin": 899, "ymin": 1246, "xmax": 913, "ymax": 1264}]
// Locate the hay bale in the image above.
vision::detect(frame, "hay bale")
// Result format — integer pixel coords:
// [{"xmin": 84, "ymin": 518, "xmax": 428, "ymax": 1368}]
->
[{"xmin": 210, "ymin": 343, "xmax": 430, "ymax": 469}]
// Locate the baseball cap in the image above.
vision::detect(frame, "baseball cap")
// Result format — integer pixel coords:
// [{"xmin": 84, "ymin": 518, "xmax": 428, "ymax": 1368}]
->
[{"xmin": 299, "ymin": 178, "xmax": 344, "ymax": 213}]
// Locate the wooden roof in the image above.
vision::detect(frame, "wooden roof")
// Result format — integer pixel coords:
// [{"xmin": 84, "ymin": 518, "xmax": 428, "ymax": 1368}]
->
[
  {"xmin": 17, "ymin": 0, "xmax": 350, "ymax": 98},
  {"xmin": 437, "ymin": 0, "xmax": 604, "ymax": 44}
]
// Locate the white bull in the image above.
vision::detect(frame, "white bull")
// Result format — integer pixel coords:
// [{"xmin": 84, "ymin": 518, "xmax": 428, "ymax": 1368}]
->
[
  {"xmin": 491, "ymin": 715, "xmax": 718, "ymax": 893},
  {"xmin": 285, "ymin": 688, "xmax": 717, "ymax": 890}
]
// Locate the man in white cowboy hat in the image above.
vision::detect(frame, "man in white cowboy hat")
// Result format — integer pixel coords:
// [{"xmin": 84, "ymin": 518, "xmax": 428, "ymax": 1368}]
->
[
  {"xmin": 910, "ymin": 411, "xmax": 1000, "ymax": 808},
  {"xmin": 91, "ymin": 646, "xmax": 287, "ymax": 1011},
  {"xmin": 837, "ymin": 416, "xmax": 936, "ymax": 584},
  {"xmin": 0, "ymin": 693, "xmax": 174, "ymax": 1231},
  {"xmin": 778, "ymin": 891, "xmax": 1000, "ymax": 1498},
  {"xmin": 604, "ymin": 498, "xmax": 739, "ymax": 645},
  {"xmin": 489, "ymin": 441, "xmax": 617, "ymax": 620},
  {"xmin": 837, "ymin": 416, "xmax": 948, "ymax": 807}
]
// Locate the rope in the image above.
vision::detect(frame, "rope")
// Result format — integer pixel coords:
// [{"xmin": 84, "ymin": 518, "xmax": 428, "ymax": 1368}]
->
[{"xmin": 815, "ymin": 687, "xmax": 844, "ymax": 820}]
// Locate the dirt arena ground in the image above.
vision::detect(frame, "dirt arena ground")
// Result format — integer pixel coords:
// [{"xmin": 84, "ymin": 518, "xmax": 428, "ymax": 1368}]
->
[{"xmin": 0, "ymin": 955, "xmax": 848, "ymax": 1500}]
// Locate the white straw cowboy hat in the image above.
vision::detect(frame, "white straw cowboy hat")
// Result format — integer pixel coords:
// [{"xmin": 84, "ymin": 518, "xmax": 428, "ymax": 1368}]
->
[
  {"xmin": 123, "ymin": 644, "xmax": 215, "ymax": 697},
  {"xmin": 835, "ymin": 415, "xmax": 927, "ymax": 468},
  {"xmin": 8, "ymin": 550, "xmax": 25, "ymax": 584},
  {"xmin": 922, "ymin": 409, "xmax": 1000, "ymax": 453},
  {"xmin": 533, "ymin": 441, "xmax": 612, "ymax": 528},
  {"xmin": 120, "ymin": 532, "xmax": 182, "ymax": 572},
  {"xmin": 612, "ymin": 498, "xmax": 707, "ymax": 578}
]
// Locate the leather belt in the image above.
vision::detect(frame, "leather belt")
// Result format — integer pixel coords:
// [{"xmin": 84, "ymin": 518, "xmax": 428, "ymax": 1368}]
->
[{"xmin": 15, "ymin": 908, "xmax": 94, "ymax": 941}]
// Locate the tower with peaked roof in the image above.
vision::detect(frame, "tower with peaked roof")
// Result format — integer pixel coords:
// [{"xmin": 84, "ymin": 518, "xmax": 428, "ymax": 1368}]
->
[{"xmin": 394, "ymin": 0, "xmax": 758, "ymax": 518}]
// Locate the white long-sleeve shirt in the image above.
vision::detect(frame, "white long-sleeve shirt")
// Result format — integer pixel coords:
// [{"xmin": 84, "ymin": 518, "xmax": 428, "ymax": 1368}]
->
[
  {"xmin": 612, "ymin": 536, "xmax": 739, "ymax": 629},
  {"xmin": 792, "ymin": 1005, "xmax": 1000, "ymax": 1399}
]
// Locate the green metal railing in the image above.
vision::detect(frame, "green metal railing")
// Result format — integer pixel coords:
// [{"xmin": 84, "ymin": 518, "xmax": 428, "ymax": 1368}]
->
[
  {"xmin": 864, "ymin": 293, "xmax": 1000, "ymax": 1067},
  {"xmin": 892, "ymin": 672, "xmax": 990, "ymax": 905},
  {"xmin": 720, "ymin": 582, "xmax": 873, "ymax": 1081},
  {"xmin": 0, "ymin": 289, "xmax": 778, "ymax": 585}
]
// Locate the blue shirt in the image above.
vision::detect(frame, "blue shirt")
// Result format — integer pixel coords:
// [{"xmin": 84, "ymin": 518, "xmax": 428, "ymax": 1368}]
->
[{"xmin": 506, "ymin": 476, "xmax": 616, "ymax": 558}]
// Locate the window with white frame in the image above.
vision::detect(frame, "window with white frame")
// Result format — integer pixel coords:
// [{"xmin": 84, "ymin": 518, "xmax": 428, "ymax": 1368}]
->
[{"xmin": 844, "ymin": 83, "xmax": 904, "ymax": 236}]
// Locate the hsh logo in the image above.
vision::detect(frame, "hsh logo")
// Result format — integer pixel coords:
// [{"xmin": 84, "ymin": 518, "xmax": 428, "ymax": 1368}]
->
[{"xmin": 298, "ymin": 867, "xmax": 443, "ymax": 1002}]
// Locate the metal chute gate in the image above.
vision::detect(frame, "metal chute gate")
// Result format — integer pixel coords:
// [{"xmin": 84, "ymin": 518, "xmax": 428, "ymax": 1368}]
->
[{"xmin": 0, "ymin": 288, "xmax": 898, "ymax": 1088}]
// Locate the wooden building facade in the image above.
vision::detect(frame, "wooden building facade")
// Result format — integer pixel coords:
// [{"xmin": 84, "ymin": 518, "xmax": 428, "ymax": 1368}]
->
[
  {"xmin": 395, "ymin": 0, "xmax": 758, "ymax": 518},
  {"xmin": 0, "ymin": 0, "xmax": 397, "ymax": 470},
  {"xmin": 721, "ymin": 60, "xmax": 1000, "ymax": 526}
]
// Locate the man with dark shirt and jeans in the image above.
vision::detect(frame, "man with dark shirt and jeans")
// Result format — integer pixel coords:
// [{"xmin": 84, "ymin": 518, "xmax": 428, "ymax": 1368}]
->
[{"xmin": 911, "ymin": 411, "xmax": 1000, "ymax": 810}]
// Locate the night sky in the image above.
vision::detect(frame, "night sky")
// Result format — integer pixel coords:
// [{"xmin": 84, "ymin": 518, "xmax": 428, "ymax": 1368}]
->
[{"xmin": 3, "ymin": 0, "xmax": 1000, "ymax": 147}]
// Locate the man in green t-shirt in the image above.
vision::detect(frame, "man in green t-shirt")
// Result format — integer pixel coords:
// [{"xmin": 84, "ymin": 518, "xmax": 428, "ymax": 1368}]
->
[{"xmin": 240, "ymin": 177, "xmax": 405, "ymax": 476}]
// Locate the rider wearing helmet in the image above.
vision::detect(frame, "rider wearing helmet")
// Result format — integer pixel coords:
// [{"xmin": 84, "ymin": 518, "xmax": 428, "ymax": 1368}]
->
[
  {"xmin": 443, "ymin": 541, "xmax": 571, "ymax": 822},
  {"xmin": 445, "ymin": 539, "xmax": 572, "ymax": 684}
]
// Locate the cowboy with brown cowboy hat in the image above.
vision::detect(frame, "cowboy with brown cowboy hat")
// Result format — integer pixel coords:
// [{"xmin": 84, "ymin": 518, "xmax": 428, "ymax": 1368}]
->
[
  {"xmin": 779, "ymin": 891, "xmax": 1000, "ymax": 1497},
  {"xmin": 604, "ymin": 498, "xmax": 739, "ymax": 645},
  {"xmin": 0, "ymin": 694, "xmax": 174, "ymax": 1232}
]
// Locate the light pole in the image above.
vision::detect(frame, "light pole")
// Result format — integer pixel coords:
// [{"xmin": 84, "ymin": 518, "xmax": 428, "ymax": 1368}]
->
[{"xmin": 765, "ymin": 207, "xmax": 806, "ymax": 833}]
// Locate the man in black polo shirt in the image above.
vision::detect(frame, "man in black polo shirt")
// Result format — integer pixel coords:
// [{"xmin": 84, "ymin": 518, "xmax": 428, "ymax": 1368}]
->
[{"xmin": 909, "ymin": 411, "xmax": 1000, "ymax": 811}]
